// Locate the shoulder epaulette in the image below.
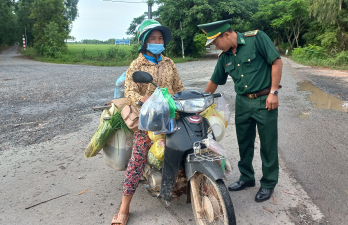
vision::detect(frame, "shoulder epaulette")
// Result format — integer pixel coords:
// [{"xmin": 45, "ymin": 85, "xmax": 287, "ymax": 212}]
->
[
  {"xmin": 218, "ymin": 51, "xmax": 224, "ymax": 58},
  {"xmin": 244, "ymin": 30, "xmax": 259, "ymax": 37}
]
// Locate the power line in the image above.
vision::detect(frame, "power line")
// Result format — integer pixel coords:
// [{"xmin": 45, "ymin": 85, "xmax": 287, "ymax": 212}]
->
[
  {"xmin": 102, "ymin": 0, "xmax": 154, "ymax": 19},
  {"xmin": 102, "ymin": 0, "xmax": 146, "ymax": 4}
]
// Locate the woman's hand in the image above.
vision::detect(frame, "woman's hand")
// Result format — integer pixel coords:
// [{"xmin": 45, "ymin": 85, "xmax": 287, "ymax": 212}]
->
[{"xmin": 140, "ymin": 96, "xmax": 150, "ymax": 103}]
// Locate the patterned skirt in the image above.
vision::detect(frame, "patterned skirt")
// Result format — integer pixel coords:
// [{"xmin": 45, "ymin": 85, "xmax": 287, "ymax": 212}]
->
[{"xmin": 123, "ymin": 130, "xmax": 151, "ymax": 195}]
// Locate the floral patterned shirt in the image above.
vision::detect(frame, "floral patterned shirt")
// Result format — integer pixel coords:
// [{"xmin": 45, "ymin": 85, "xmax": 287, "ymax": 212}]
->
[{"xmin": 124, "ymin": 53, "xmax": 185, "ymax": 107}]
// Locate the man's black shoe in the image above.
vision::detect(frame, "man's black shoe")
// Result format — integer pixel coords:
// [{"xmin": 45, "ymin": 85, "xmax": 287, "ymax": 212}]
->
[
  {"xmin": 255, "ymin": 187, "xmax": 274, "ymax": 202},
  {"xmin": 228, "ymin": 180, "xmax": 255, "ymax": 191}
]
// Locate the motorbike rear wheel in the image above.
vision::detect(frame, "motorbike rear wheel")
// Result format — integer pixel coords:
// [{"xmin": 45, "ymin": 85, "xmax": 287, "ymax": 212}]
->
[{"xmin": 190, "ymin": 173, "xmax": 236, "ymax": 225}]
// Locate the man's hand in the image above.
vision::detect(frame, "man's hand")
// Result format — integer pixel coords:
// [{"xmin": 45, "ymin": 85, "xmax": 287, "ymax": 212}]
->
[
  {"xmin": 266, "ymin": 94, "xmax": 279, "ymax": 111},
  {"xmin": 140, "ymin": 95, "xmax": 150, "ymax": 103}
]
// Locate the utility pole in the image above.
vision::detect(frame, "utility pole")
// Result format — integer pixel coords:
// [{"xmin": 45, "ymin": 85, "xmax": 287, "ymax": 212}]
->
[
  {"xmin": 147, "ymin": 0, "xmax": 153, "ymax": 19},
  {"xmin": 180, "ymin": 22, "xmax": 185, "ymax": 59}
]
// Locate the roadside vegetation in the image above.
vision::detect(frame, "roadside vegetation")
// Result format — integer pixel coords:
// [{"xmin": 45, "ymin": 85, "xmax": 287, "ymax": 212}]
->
[
  {"xmin": 1, "ymin": 0, "xmax": 348, "ymax": 69},
  {"xmin": 21, "ymin": 44, "xmax": 201, "ymax": 66},
  {"xmin": 291, "ymin": 45, "xmax": 348, "ymax": 70}
]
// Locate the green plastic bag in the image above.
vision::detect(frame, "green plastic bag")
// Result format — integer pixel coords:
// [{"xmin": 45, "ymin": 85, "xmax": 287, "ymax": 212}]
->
[{"xmin": 161, "ymin": 87, "xmax": 176, "ymax": 119}]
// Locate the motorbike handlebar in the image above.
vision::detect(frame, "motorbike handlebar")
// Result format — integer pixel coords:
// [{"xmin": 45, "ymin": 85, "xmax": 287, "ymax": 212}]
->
[
  {"xmin": 136, "ymin": 93, "xmax": 221, "ymax": 107},
  {"xmin": 213, "ymin": 93, "xmax": 222, "ymax": 98}
]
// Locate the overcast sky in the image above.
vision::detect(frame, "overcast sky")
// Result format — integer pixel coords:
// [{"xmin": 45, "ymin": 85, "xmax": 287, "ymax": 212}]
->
[{"xmin": 70, "ymin": 0, "xmax": 158, "ymax": 41}]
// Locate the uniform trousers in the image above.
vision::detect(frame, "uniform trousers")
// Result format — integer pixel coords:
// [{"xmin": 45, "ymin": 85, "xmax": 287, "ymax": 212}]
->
[{"xmin": 235, "ymin": 94, "xmax": 279, "ymax": 189}]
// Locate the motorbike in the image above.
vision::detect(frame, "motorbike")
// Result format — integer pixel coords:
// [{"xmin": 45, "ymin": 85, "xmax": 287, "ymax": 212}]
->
[{"xmin": 133, "ymin": 71, "xmax": 236, "ymax": 225}]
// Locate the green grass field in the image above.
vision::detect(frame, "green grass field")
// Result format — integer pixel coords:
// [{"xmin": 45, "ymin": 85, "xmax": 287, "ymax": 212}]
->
[
  {"xmin": 21, "ymin": 44, "xmax": 202, "ymax": 66},
  {"xmin": 67, "ymin": 44, "xmax": 132, "ymax": 56}
]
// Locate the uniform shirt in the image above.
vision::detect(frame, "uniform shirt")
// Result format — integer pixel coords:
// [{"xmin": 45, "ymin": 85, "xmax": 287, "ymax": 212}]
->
[
  {"xmin": 124, "ymin": 53, "xmax": 184, "ymax": 107},
  {"xmin": 210, "ymin": 31, "xmax": 280, "ymax": 95}
]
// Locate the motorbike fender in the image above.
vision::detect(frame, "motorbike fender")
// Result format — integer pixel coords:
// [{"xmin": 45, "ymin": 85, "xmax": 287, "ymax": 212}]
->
[{"xmin": 185, "ymin": 159, "xmax": 226, "ymax": 182}]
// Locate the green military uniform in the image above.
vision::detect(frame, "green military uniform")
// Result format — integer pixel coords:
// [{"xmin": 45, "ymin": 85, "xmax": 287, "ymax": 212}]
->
[{"xmin": 198, "ymin": 20, "xmax": 281, "ymax": 189}]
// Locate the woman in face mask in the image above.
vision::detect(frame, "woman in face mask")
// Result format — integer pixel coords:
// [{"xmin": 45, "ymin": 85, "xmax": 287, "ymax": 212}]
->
[{"xmin": 110, "ymin": 19, "xmax": 184, "ymax": 225}]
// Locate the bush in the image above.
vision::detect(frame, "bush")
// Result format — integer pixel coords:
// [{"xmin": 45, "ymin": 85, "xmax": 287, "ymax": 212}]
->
[
  {"xmin": 304, "ymin": 44, "xmax": 326, "ymax": 59},
  {"xmin": 129, "ymin": 44, "xmax": 140, "ymax": 60},
  {"xmin": 291, "ymin": 47, "xmax": 306, "ymax": 58},
  {"xmin": 38, "ymin": 22, "xmax": 67, "ymax": 58},
  {"xmin": 334, "ymin": 51, "xmax": 348, "ymax": 65},
  {"xmin": 292, "ymin": 45, "xmax": 326, "ymax": 60},
  {"xmin": 317, "ymin": 31, "xmax": 338, "ymax": 50},
  {"xmin": 192, "ymin": 33, "xmax": 206, "ymax": 57}
]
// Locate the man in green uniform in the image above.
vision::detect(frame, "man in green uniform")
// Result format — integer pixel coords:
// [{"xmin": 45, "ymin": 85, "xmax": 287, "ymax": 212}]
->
[{"xmin": 198, "ymin": 19, "xmax": 283, "ymax": 202}]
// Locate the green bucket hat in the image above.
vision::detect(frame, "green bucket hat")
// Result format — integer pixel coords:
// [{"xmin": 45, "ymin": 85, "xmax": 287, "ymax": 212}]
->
[
  {"xmin": 197, "ymin": 19, "xmax": 232, "ymax": 46},
  {"xmin": 137, "ymin": 19, "xmax": 172, "ymax": 48}
]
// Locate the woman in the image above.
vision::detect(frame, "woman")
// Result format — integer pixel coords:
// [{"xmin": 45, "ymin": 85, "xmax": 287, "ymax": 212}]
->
[{"xmin": 111, "ymin": 19, "xmax": 184, "ymax": 225}]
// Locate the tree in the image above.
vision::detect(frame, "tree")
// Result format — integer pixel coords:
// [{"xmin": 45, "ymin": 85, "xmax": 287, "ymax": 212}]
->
[
  {"xmin": 0, "ymin": 0, "xmax": 18, "ymax": 47},
  {"xmin": 16, "ymin": 0, "xmax": 35, "ymax": 47},
  {"xmin": 29, "ymin": 0, "xmax": 70, "ymax": 54},
  {"xmin": 253, "ymin": 0, "xmax": 308, "ymax": 49},
  {"xmin": 126, "ymin": 12, "xmax": 149, "ymax": 36},
  {"xmin": 308, "ymin": 0, "xmax": 348, "ymax": 50},
  {"xmin": 64, "ymin": 0, "xmax": 79, "ymax": 22},
  {"xmin": 39, "ymin": 21, "xmax": 68, "ymax": 57},
  {"xmin": 155, "ymin": 0, "xmax": 257, "ymax": 56}
]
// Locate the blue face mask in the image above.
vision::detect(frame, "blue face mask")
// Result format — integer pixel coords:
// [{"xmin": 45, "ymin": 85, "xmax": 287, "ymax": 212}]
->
[{"xmin": 147, "ymin": 43, "xmax": 165, "ymax": 55}]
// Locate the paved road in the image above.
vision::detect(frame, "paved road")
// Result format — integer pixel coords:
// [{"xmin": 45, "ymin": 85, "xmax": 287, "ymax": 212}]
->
[{"xmin": 1, "ymin": 45, "xmax": 347, "ymax": 224}]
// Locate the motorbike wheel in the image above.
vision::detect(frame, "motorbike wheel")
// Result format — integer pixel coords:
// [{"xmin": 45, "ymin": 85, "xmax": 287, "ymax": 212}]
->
[{"xmin": 190, "ymin": 173, "xmax": 236, "ymax": 225}]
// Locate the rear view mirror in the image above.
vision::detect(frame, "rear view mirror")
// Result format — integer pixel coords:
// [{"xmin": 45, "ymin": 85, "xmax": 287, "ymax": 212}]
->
[{"xmin": 132, "ymin": 71, "xmax": 153, "ymax": 84}]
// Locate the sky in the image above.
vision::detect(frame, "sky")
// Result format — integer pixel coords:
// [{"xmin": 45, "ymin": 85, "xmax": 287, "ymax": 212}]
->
[{"xmin": 70, "ymin": 0, "xmax": 158, "ymax": 41}]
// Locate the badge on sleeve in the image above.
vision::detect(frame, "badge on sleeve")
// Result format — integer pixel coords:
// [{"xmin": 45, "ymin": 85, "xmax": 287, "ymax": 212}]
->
[{"xmin": 244, "ymin": 30, "xmax": 259, "ymax": 37}]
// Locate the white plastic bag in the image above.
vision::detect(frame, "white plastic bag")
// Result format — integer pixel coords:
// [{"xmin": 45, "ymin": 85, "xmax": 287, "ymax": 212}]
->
[
  {"xmin": 102, "ymin": 129, "xmax": 133, "ymax": 171},
  {"xmin": 201, "ymin": 137, "xmax": 227, "ymax": 157},
  {"xmin": 201, "ymin": 137, "xmax": 232, "ymax": 174},
  {"xmin": 215, "ymin": 95, "xmax": 231, "ymax": 126},
  {"xmin": 114, "ymin": 72, "xmax": 126, "ymax": 99},
  {"xmin": 138, "ymin": 87, "xmax": 170, "ymax": 132}
]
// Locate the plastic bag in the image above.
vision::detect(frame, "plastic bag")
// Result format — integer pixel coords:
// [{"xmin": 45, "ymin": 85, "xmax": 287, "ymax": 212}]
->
[
  {"xmin": 200, "ymin": 104, "xmax": 226, "ymax": 141},
  {"xmin": 153, "ymin": 118, "xmax": 177, "ymax": 135},
  {"xmin": 147, "ymin": 151, "xmax": 163, "ymax": 170},
  {"xmin": 138, "ymin": 87, "xmax": 170, "ymax": 132},
  {"xmin": 200, "ymin": 104, "xmax": 227, "ymax": 127},
  {"xmin": 149, "ymin": 139, "xmax": 165, "ymax": 161},
  {"xmin": 100, "ymin": 108, "xmax": 111, "ymax": 124},
  {"xmin": 114, "ymin": 72, "xmax": 126, "ymax": 99},
  {"xmin": 161, "ymin": 87, "xmax": 176, "ymax": 118},
  {"xmin": 201, "ymin": 137, "xmax": 227, "ymax": 157},
  {"xmin": 85, "ymin": 118, "xmax": 115, "ymax": 158},
  {"xmin": 148, "ymin": 131, "xmax": 166, "ymax": 141},
  {"xmin": 215, "ymin": 158, "xmax": 232, "ymax": 175},
  {"xmin": 201, "ymin": 137, "xmax": 232, "ymax": 174},
  {"xmin": 215, "ymin": 95, "xmax": 231, "ymax": 126},
  {"xmin": 102, "ymin": 129, "xmax": 133, "ymax": 171}
]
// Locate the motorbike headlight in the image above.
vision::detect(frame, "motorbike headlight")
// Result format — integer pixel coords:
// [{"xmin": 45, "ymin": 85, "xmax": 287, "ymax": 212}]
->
[{"xmin": 175, "ymin": 95, "xmax": 214, "ymax": 113}]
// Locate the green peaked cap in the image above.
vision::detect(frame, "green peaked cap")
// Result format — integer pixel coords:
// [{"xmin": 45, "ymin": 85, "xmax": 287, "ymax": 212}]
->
[{"xmin": 197, "ymin": 19, "xmax": 232, "ymax": 46}]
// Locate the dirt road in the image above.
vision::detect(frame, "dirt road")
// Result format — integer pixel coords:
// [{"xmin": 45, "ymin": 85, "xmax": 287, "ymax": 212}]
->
[{"xmin": 1, "ymin": 45, "xmax": 347, "ymax": 224}]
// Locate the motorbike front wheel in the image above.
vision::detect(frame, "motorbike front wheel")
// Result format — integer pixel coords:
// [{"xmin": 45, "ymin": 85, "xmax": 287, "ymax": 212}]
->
[{"xmin": 190, "ymin": 173, "xmax": 236, "ymax": 225}]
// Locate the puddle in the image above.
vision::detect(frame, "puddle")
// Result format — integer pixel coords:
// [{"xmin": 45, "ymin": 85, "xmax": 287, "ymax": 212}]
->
[
  {"xmin": 298, "ymin": 80, "xmax": 348, "ymax": 112},
  {"xmin": 297, "ymin": 111, "xmax": 311, "ymax": 119}
]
